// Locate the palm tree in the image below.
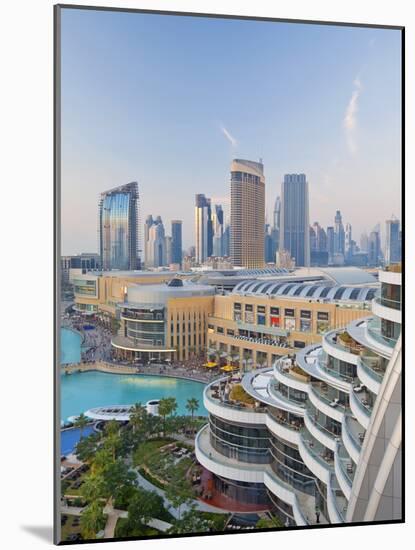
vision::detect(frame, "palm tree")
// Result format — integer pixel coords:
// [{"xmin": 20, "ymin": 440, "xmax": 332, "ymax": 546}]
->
[
  {"xmin": 185, "ymin": 397, "xmax": 199, "ymax": 432},
  {"xmin": 80, "ymin": 500, "xmax": 105, "ymax": 540},
  {"xmin": 256, "ymin": 354, "xmax": 267, "ymax": 370},
  {"xmin": 74, "ymin": 412, "xmax": 89, "ymax": 440},
  {"xmin": 129, "ymin": 402, "xmax": 146, "ymax": 434},
  {"xmin": 158, "ymin": 397, "xmax": 177, "ymax": 435}
]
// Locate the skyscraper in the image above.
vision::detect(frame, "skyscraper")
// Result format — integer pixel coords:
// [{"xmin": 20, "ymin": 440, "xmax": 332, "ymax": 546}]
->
[
  {"xmin": 99, "ymin": 182, "xmax": 140, "ymax": 271},
  {"xmin": 385, "ymin": 217, "xmax": 401, "ymax": 265},
  {"xmin": 171, "ymin": 220, "xmax": 183, "ymax": 267},
  {"xmin": 345, "ymin": 222, "xmax": 353, "ymax": 260},
  {"xmin": 195, "ymin": 194, "xmax": 213, "ymax": 264},
  {"xmin": 334, "ymin": 209, "xmax": 345, "ymax": 255},
  {"xmin": 145, "ymin": 216, "xmax": 166, "ymax": 268},
  {"xmin": 230, "ymin": 159, "xmax": 265, "ymax": 268},
  {"xmin": 223, "ymin": 224, "xmax": 230, "ymax": 257},
  {"xmin": 212, "ymin": 204, "xmax": 224, "ymax": 257},
  {"xmin": 327, "ymin": 226, "xmax": 335, "ymax": 263},
  {"xmin": 279, "ymin": 173, "xmax": 310, "ymax": 267},
  {"xmin": 368, "ymin": 227, "xmax": 381, "ymax": 266},
  {"xmin": 272, "ymin": 195, "xmax": 281, "ymax": 251}
]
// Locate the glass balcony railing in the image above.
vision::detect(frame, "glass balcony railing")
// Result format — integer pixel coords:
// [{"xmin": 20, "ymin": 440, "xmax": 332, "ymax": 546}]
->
[
  {"xmin": 366, "ymin": 318, "xmax": 398, "ymax": 349},
  {"xmin": 358, "ymin": 355, "xmax": 385, "ymax": 384},
  {"xmin": 300, "ymin": 430, "xmax": 334, "ymax": 470},
  {"xmin": 351, "ymin": 387, "xmax": 373, "ymax": 416},
  {"xmin": 376, "ymin": 295, "xmax": 401, "ymax": 311},
  {"xmin": 310, "ymin": 382, "xmax": 347, "ymax": 412}
]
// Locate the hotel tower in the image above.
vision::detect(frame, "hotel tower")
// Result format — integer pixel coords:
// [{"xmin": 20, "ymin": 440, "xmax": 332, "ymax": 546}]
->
[{"xmin": 230, "ymin": 159, "xmax": 265, "ymax": 269}]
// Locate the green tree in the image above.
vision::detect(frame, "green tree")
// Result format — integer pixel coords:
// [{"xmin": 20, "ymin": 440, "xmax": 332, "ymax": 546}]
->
[
  {"xmin": 80, "ymin": 471, "xmax": 106, "ymax": 503},
  {"xmin": 126, "ymin": 488, "xmax": 165, "ymax": 532},
  {"xmin": 168, "ymin": 508, "xmax": 212, "ymax": 534},
  {"xmin": 185, "ymin": 397, "xmax": 199, "ymax": 433},
  {"xmin": 74, "ymin": 412, "xmax": 89, "ymax": 440},
  {"xmin": 80, "ymin": 500, "xmax": 105, "ymax": 540},
  {"xmin": 102, "ymin": 459, "xmax": 137, "ymax": 502},
  {"xmin": 165, "ymin": 469, "xmax": 194, "ymax": 519},
  {"xmin": 158, "ymin": 397, "xmax": 177, "ymax": 435},
  {"xmin": 129, "ymin": 402, "xmax": 147, "ymax": 434},
  {"xmin": 75, "ymin": 432, "xmax": 100, "ymax": 462}
]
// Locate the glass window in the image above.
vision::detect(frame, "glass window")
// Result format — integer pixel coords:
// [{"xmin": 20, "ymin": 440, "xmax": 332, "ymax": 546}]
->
[
  {"xmin": 270, "ymin": 316, "xmax": 280, "ymax": 327},
  {"xmin": 270, "ymin": 307, "xmax": 280, "ymax": 315},
  {"xmin": 245, "ymin": 311, "xmax": 255, "ymax": 323},
  {"xmin": 300, "ymin": 319, "xmax": 311, "ymax": 332},
  {"xmin": 257, "ymin": 314, "xmax": 266, "ymax": 326},
  {"xmin": 294, "ymin": 340, "xmax": 306, "ymax": 348},
  {"xmin": 317, "ymin": 311, "xmax": 329, "ymax": 321},
  {"xmin": 257, "ymin": 305, "xmax": 266, "ymax": 314},
  {"xmin": 285, "ymin": 318, "xmax": 296, "ymax": 330},
  {"xmin": 245, "ymin": 304, "xmax": 253, "ymax": 312},
  {"xmin": 300, "ymin": 310, "xmax": 311, "ymax": 319},
  {"xmin": 217, "ymin": 326, "xmax": 224, "ymax": 334},
  {"xmin": 284, "ymin": 308, "xmax": 295, "ymax": 317},
  {"xmin": 234, "ymin": 311, "xmax": 242, "ymax": 322},
  {"xmin": 234, "ymin": 302, "xmax": 241, "ymax": 311}
]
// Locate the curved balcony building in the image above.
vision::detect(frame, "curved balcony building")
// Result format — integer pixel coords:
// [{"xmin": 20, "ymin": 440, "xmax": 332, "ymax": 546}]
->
[{"xmin": 195, "ymin": 267, "xmax": 402, "ymax": 526}]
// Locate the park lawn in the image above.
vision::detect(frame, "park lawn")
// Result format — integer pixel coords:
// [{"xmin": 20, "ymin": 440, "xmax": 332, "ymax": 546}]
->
[
  {"xmin": 133, "ymin": 438, "xmax": 173, "ymax": 465},
  {"xmin": 198, "ymin": 511, "xmax": 229, "ymax": 531},
  {"xmin": 60, "ymin": 514, "xmax": 82, "ymax": 542}
]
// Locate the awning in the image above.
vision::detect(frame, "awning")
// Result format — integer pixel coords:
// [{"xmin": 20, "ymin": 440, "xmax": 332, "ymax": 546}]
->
[
  {"xmin": 203, "ymin": 362, "xmax": 218, "ymax": 368},
  {"xmin": 220, "ymin": 365, "xmax": 238, "ymax": 372}
]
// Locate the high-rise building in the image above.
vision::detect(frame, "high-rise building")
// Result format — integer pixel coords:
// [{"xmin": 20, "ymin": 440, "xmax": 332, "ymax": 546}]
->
[
  {"xmin": 385, "ymin": 217, "xmax": 401, "ymax": 265},
  {"xmin": 334, "ymin": 210, "xmax": 345, "ymax": 255},
  {"xmin": 279, "ymin": 173, "xmax": 310, "ymax": 267},
  {"xmin": 212, "ymin": 204, "xmax": 224, "ymax": 257},
  {"xmin": 345, "ymin": 222, "xmax": 353, "ymax": 260},
  {"xmin": 265, "ymin": 224, "xmax": 276, "ymax": 263},
  {"xmin": 165, "ymin": 235, "xmax": 172, "ymax": 266},
  {"xmin": 230, "ymin": 159, "xmax": 265, "ymax": 268},
  {"xmin": 195, "ymin": 194, "xmax": 213, "ymax": 264},
  {"xmin": 327, "ymin": 226, "xmax": 335, "ymax": 263},
  {"xmin": 368, "ymin": 227, "xmax": 381, "ymax": 266},
  {"xmin": 223, "ymin": 224, "xmax": 230, "ymax": 257},
  {"xmin": 360, "ymin": 232, "xmax": 369, "ymax": 253},
  {"xmin": 99, "ymin": 182, "xmax": 140, "ymax": 270},
  {"xmin": 171, "ymin": 220, "xmax": 183, "ymax": 267},
  {"xmin": 273, "ymin": 195, "xmax": 281, "ymax": 250},
  {"xmin": 145, "ymin": 215, "xmax": 167, "ymax": 268}
]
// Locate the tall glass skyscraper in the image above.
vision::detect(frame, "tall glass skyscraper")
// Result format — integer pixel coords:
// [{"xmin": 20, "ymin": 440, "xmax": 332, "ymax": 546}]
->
[
  {"xmin": 230, "ymin": 159, "xmax": 265, "ymax": 268},
  {"xmin": 385, "ymin": 217, "xmax": 401, "ymax": 265},
  {"xmin": 99, "ymin": 182, "xmax": 140, "ymax": 271},
  {"xmin": 171, "ymin": 220, "xmax": 183, "ymax": 266},
  {"xmin": 279, "ymin": 173, "xmax": 310, "ymax": 267},
  {"xmin": 195, "ymin": 194, "xmax": 213, "ymax": 264},
  {"xmin": 212, "ymin": 204, "xmax": 224, "ymax": 257}
]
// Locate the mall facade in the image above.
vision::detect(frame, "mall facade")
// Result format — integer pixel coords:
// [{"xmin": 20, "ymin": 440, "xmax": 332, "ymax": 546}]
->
[{"xmin": 195, "ymin": 266, "xmax": 402, "ymax": 525}]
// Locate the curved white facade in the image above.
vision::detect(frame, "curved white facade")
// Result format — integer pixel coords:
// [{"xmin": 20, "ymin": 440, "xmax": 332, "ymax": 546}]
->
[{"xmin": 195, "ymin": 269, "xmax": 402, "ymax": 526}]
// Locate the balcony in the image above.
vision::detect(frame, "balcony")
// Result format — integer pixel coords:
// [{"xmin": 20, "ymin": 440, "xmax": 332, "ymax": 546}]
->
[
  {"xmin": 372, "ymin": 296, "xmax": 401, "ymax": 324},
  {"xmin": 195, "ymin": 425, "xmax": 264, "ymax": 483},
  {"xmin": 298, "ymin": 431, "xmax": 334, "ymax": 484},
  {"xmin": 341, "ymin": 415, "xmax": 364, "ymax": 464},
  {"xmin": 322, "ymin": 330, "xmax": 360, "ymax": 366},
  {"xmin": 366, "ymin": 317, "xmax": 397, "ymax": 354},
  {"xmin": 356, "ymin": 355, "xmax": 384, "ymax": 394},
  {"xmin": 304, "ymin": 406, "xmax": 339, "ymax": 452},
  {"xmin": 266, "ymin": 408, "xmax": 303, "ymax": 444},
  {"xmin": 349, "ymin": 386, "xmax": 372, "ymax": 429},
  {"xmin": 121, "ymin": 310, "xmax": 164, "ymax": 322},
  {"xmin": 308, "ymin": 382, "xmax": 346, "ymax": 423},
  {"xmin": 334, "ymin": 444, "xmax": 354, "ymax": 500},
  {"xmin": 203, "ymin": 380, "xmax": 267, "ymax": 424},
  {"xmin": 274, "ymin": 358, "xmax": 310, "ymax": 393}
]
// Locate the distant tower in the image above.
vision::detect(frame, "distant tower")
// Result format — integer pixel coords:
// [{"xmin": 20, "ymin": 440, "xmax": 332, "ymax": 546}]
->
[
  {"xmin": 212, "ymin": 204, "xmax": 224, "ymax": 257},
  {"xmin": 99, "ymin": 182, "xmax": 140, "ymax": 270},
  {"xmin": 279, "ymin": 174, "xmax": 310, "ymax": 267},
  {"xmin": 171, "ymin": 220, "xmax": 183, "ymax": 267},
  {"xmin": 368, "ymin": 226, "xmax": 381, "ymax": 266},
  {"xmin": 230, "ymin": 159, "xmax": 265, "ymax": 268},
  {"xmin": 385, "ymin": 217, "xmax": 401, "ymax": 265},
  {"xmin": 345, "ymin": 222, "xmax": 353, "ymax": 259},
  {"xmin": 327, "ymin": 226, "xmax": 335, "ymax": 264},
  {"xmin": 334, "ymin": 210, "xmax": 345, "ymax": 255},
  {"xmin": 194, "ymin": 194, "xmax": 212, "ymax": 264},
  {"xmin": 145, "ymin": 216, "xmax": 166, "ymax": 268}
]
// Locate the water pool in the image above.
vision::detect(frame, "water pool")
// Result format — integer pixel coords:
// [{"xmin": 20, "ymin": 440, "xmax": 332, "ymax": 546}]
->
[
  {"xmin": 61, "ymin": 371, "xmax": 207, "ymax": 422},
  {"xmin": 61, "ymin": 327, "xmax": 82, "ymax": 364},
  {"xmin": 61, "ymin": 425, "xmax": 95, "ymax": 456}
]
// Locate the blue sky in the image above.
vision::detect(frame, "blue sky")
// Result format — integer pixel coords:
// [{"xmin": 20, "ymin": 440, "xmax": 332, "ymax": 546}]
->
[{"xmin": 61, "ymin": 8, "xmax": 401, "ymax": 254}]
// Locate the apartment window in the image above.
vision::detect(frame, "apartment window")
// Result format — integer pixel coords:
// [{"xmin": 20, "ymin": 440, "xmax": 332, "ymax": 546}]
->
[
  {"xmin": 227, "ymin": 329, "xmax": 235, "ymax": 336},
  {"xmin": 285, "ymin": 318, "xmax": 296, "ymax": 330},
  {"xmin": 294, "ymin": 340, "xmax": 306, "ymax": 349},
  {"xmin": 300, "ymin": 319, "xmax": 311, "ymax": 332},
  {"xmin": 317, "ymin": 312, "xmax": 329, "ymax": 321},
  {"xmin": 245, "ymin": 311, "xmax": 255, "ymax": 323},
  {"xmin": 257, "ymin": 305, "xmax": 266, "ymax": 314},
  {"xmin": 270, "ymin": 316, "xmax": 280, "ymax": 327},
  {"xmin": 270, "ymin": 307, "xmax": 280, "ymax": 315},
  {"xmin": 257, "ymin": 314, "xmax": 266, "ymax": 326},
  {"xmin": 217, "ymin": 326, "xmax": 224, "ymax": 334},
  {"xmin": 234, "ymin": 303, "xmax": 242, "ymax": 311},
  {"xmin": 284, "ymin": 308, "xmax": 295, "ymax": 317},
  {"xmin": 245, "ymin": 304, "xmax": 253, "ymax": 312},
  {"xmin": 300, "ymin": 310, "xmax": 311, "ymax": 319}
]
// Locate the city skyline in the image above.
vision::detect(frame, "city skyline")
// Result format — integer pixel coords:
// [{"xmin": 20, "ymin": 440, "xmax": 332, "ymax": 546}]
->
[{"xmin": 61, "ymin": 9, "xmax": 401, "ymax": 255}]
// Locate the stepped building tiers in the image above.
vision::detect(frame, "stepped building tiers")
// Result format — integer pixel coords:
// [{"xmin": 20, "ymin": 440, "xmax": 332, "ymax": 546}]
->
[{"xmin": 195, "ymin": 266, "xmax": 401, "ymax": 525}]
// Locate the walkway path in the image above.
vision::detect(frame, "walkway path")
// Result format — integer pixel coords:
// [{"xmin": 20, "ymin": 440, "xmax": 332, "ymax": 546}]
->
[{"xmin": 134, "ymin": 469, "xmax": 228, "ymax": 519}]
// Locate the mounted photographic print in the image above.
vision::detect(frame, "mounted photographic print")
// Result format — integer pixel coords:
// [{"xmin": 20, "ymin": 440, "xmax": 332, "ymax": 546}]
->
[{"xmin": 54, "ymin": 4, "xmax": 404, "ymax": 545}]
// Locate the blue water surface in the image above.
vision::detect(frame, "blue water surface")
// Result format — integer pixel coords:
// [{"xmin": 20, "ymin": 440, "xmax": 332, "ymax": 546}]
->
[
  {"xmin": 61, "ymin": 426, "xmax": 95, "ymax": 455},
  {"xmin": 61, "ymin": 328, "xmax": 82, "ymax": 364}
]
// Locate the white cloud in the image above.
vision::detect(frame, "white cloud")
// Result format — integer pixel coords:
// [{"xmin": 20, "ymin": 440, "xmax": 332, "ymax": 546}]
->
[
  {"xmin": 343, "ymin": 77, "xmax": 362, "ymax": 154},
  {"xmin": 220, "ymin": 124, "xmax": 237, "ymax": 148}
]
